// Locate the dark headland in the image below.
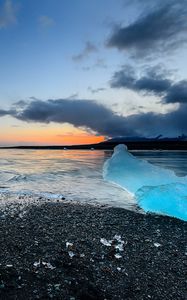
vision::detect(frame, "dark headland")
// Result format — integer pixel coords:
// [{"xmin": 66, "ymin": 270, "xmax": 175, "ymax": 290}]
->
[{"xmin": 1, "ymin": 138, "xmax": 187, "ymax": 150}]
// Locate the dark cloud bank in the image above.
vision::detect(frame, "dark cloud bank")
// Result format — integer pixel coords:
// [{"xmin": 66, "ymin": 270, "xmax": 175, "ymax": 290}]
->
[
  {"xmin": 1, "ymin": 61, "xmax": 187, "ymax": 138},
  {"xmin": 1, "ymin": 92, "xmax": 187, "ymax": 137},
  {"xmin": 111, "ymin": 65, "xmax": 187, "ymax": 104},
  {"xmin": 107, "ymin": 1, "xmax": 187, "ymax": 57}
]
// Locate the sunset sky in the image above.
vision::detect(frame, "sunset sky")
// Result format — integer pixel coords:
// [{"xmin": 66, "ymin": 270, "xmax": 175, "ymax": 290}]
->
[{"xmin": 0, "ymin": 0, "xmax": 187, "ymax": 145}]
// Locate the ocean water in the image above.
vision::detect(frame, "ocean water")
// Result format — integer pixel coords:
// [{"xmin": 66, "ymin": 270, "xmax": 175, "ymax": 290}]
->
[{"xmin": 0, "ymin": 149, "xmax": 187, "ymax": 211}]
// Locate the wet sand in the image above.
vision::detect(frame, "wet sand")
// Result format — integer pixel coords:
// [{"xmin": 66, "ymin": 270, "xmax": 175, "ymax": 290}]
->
[{"xmin": 0, "ymin": 201, "xmax": 186, "ymax": 299}]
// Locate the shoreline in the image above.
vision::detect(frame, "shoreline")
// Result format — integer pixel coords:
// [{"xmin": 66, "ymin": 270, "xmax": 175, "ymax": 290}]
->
[
  {"xmin": 0, "ymin": 201, "xmax": 186, "ymax": 299},
  {"xmin": 1, "ymin": 140, "xmax": 187, "ymax": 150}
]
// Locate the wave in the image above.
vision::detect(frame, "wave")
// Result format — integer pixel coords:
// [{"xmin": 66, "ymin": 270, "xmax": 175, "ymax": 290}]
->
[{"xmin": 8, "ymin": 174, "xmax": 28, "ymax": 182}]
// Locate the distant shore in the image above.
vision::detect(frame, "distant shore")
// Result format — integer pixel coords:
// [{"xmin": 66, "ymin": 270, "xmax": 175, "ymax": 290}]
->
[
  {"xmin": 0, "ymin": 200, "xmax": 186, "ymax": 299},
  {"xmin": 1, "ymin": 140, "xmax": 187, "ymax": 150}
]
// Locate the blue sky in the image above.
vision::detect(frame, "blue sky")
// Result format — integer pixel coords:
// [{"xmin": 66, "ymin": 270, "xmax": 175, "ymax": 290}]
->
[
  {"xmin": 0, "ymin": 0, "xmax": 187, "ymax": 145},
  {"xmin": 0, "ymin": 0, "xmax": 128, "ymax": 102}
]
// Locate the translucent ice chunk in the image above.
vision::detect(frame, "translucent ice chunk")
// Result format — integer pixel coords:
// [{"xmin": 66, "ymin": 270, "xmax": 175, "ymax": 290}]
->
[
  {"xmin": 100, "ymin": 238, "xmax": 112, "ymax": 246},
  {"xmin": 103, "ymin": 144, "xmax": 187, "ymax": 221},
  {"xmin": 136, "ymin": 183, "xmax": 187, "ymax": 221},
  {"xmin": 103, "ymin": 144, "xmax": 187, "ymax": 194}
]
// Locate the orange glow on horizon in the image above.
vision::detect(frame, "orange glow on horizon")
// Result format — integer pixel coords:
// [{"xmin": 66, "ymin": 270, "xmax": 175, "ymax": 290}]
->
[
  {"xmin": 0, "ymin": 124, "xmax": 106, "ymax": 146},
  {"xmin": 0, "ymin": 129, "xmax": 105, "ymax": 146}
]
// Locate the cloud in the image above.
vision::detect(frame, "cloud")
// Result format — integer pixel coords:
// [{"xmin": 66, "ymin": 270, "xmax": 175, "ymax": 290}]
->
[
  {"xmin": 0, "ymin": 0, "xmax": 18, "ymax": 29},
  {"xmin": 0, "ymin": 108, "xmax": 15, "ymax": 116},
  {"xmin": 12, "ymin": 100, "xmax": 28, "ymax": 108},
  {"xmin": 14, "ymin": 99, "xmax": 132, "ymax": 137},
  {"xmin": 1, "ymin": 98, "xmax": 187, "ymax": 137},
  {"xmin": 0, "ymin": 109, "xmax": 11, "ymax": 116},
  {"xmin": 88, "ymin": 87, "xmax": 106, "ymax": 94},
  {"xmin": 72, "ymin": 41, "xmax": 98, "ymax": 62},
  {"xmin": 111, "ymin": 65, "xmax": 136, "ymax": 90},
  {"xmin": 66, "ymin": 93, "xmax": 79, "ymax": 99},
  {"xmin": 124, "ymin": 104, "xmax": 187, "ymax": 136},
  {"xmin": 94, "ymin": 59, "xmax": 107, "ymax": 69},
  {"xmin": 111, "ymin": 65, "xmax": 187, "ymax": 104},
  {"xmin": 111, "ymin": 65, "xmax": 172, "ymax": 94},
  {"xmin": 163, "ymin": 81, "xmax": 187, "ymax": 104},
  {"xmin": 82, "ymin": 58, "xmax": 107, "ymax": 72},
  {"xmin": 11, "ymin": 124, "xmax": 22, "ymax": 128},
  {"xmin": 107, "ymin": 2, "xmax": 187, "ymax": 58},
  {"xmin": 39, "ymin": 15, "xmax": 55, "ymax": 28}
]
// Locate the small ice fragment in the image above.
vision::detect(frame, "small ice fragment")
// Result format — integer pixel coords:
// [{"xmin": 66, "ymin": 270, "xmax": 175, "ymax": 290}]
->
[
  {"xmin": 113, "ymin": 235, "xmax": 125, "ymax": 251},
  {"xmin": 42, "ymin": 262, "xmax": 55, "ymax": 269},
  {"xmin": 100, "ymin": 238, "xmax": 112, "ymax": 246},
  {"xmin": 80, "ymin": 254, "xmax": 85, "ymax": 258},
  {"xmin": 117, "ymin": 267, "xmax": 121, "ymax": 271},
  {"xmin": 114, "ymin": 235, "xmax": 122, "ymax": 241},
  {"xmin": 6, "ymin": 264, "xmax": 13, "ymax": 268},
  {"xmin": 66, "ymin": 242, "xmax": 73, "ymax": 248},
  {"xmin": 54, "ymin": 284, "xmax": 61, "ymax": 290},
  {"xmin": 115, "ymin": 243, "xmax": 124, "ymax": 251},
  {"xmin": 68, "ymin": 251, "xmax": 75, "ymax": 258},
  {"xmin": 154, "ymin": 242, "xmax": 161, "ymax": 247},
  {"xmin": 114, "ymin": 254, "xmax": 122, "ymax": 259},
  {"xmin": 33, "ymin": 260, "xmax": 40, "ymax": 267},
  {"xmin": 46, "ymin": 263, "xmax": 55, "ymax": 270}
]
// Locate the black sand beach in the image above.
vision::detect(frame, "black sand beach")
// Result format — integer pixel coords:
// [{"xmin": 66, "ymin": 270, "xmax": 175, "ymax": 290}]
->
[{"xmin": 0, "ymin": 201, "xmax": 186, "ymax": 300}]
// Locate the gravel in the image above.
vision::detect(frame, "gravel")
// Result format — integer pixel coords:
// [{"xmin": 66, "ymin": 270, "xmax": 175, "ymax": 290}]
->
[{"xmin": 0, "ymin": 201, "xmax": 186, "ymax": 300}]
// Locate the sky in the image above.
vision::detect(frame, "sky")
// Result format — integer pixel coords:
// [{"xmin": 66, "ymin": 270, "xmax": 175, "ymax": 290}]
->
[{"xmin": 0, "ymin": 0, "xmax": 187, "ymax": 145}]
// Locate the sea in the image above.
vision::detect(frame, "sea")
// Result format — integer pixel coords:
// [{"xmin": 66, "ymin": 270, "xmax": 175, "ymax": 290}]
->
[{"xmin": 0, "ymin": 149, "xmax": 187, "ymax": 211}]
